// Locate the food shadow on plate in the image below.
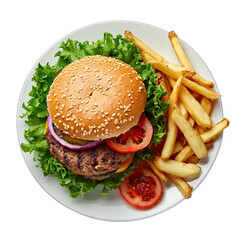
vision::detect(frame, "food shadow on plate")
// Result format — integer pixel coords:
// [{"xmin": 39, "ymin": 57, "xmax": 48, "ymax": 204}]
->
[{"xmin": 71, "ymin": 185, "xmax": 124, "ymax": 207}]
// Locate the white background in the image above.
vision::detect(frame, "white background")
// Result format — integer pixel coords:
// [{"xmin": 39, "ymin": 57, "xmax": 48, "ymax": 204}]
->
[{"xmin": 1, "ymin": 0, "xmax": 239, "ymax": 239}]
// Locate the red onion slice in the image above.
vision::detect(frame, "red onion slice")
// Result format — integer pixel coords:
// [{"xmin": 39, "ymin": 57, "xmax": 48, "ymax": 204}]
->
[{"xmin": 47, "ymin": 115, "xmax": 104, "ymax": 150}]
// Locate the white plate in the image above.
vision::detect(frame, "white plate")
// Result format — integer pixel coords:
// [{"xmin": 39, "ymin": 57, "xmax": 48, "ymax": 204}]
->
[{"xmin": 17, "ymin": 20, "xmax": 223, "ymax": 221}]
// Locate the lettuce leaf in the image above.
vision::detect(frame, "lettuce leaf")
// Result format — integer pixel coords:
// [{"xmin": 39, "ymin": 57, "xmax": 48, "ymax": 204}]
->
[{"xmin": 21, "ymin": 32, "xmax": 169, "ymax": 198}]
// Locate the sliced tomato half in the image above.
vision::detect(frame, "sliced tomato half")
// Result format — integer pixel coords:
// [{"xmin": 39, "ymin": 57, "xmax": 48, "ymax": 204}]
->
[
  {"xmin": 119, "ymin": 167, "xmax": 163, "ymax": 209},
  {"xmin": 105, "ymin": 114, "xmax": 153, "ymax": 153}
]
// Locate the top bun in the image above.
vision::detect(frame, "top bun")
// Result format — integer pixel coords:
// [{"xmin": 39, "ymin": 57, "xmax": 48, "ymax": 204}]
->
[{"xmin": 47, "ymin": 55, "xmax": 146, "ymax": 141}]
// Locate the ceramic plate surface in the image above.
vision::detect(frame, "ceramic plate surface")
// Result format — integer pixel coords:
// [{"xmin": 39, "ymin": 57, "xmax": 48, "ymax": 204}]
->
[{"xmin": 17, "ymin": 20, "xmax": 223, "ymax": 221}]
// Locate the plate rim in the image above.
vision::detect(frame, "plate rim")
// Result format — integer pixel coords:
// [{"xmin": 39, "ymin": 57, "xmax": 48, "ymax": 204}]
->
[{"xmin": 16, "ymin": 20, "xmax": 224, "ymax": 221}]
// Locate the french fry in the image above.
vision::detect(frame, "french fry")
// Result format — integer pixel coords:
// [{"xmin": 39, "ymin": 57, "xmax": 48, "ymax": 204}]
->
[
  {"xmin": 175, "ymin": 141, "xmax": 213, "ymax": 163},
  {"xmin": 124, "ymin": 31, "xmax": 168, "ymax": 64},
  {"xmin": 168, "ymin": 31, "xmax": 193, "ymax": 70},
  {"xmin": 200, "ymin": 97, "xmax": 213, "ymax": 116},
  {"xmin": 197, "ymin": 97, "xmax": 213, "ymax": 134},
  {"xmin": 171, "ymin": 141, "xmax": 184, "ymax": 155},
  {"xmin": 178, "ymin": 102, "xmax": 188, "ymax": 119},
  {"xmin": 188, "ymin": 116, "xmax": 195, "ymax": 127},
  {"xmin": 205, "ymin": 141, "xmax": 214, "ymax": 150},
  {"xmin": 142, "ymin": 51, "xmax": 195, "ymax": 78},
  {"xmin": 178, "ymin": 134, "xmax": 187, "ymax": 147},
  {"xmin": 191, "ymin": 91, "xmax": 201, "ymax": 100},
  {"xmin": 197, "ymin": 126, "xmax": 205, "ymax": 135},
  {"xmin": 171, "ymin": 105, "xmax": 208, "ymax": 159},
  {"xmin": 178, "ymin": 142, "xmax": 213, "ymax": 163},
  {"xmin": 160, "ymin": 79, "xmax": 172, "ymax": 101},
  {"xmin": 170, "ymin": 77, "xmax": 182, "ymax": 111},
  {"xmin": 161, "ymin": 76, "xmax": 182, "ymax": 159},
  {"xmin": 147, "ymin": 161, "xmax": 168, "ymax": 182},
  {"xmin": 176, "ymin": 119, "xmax": 229, "ymax": 162},
  {"xmin": 141, "ymin": 50, "xmax": 157, "ymax": 62},
  {"xmin": 150, "ymin": 60, "xmax": 180, "ymax": 79},
  {"xmin": 157, "ymin": 72, "xmax": 172, "ymax": 102},
  {"xmin": 126, "ymin": 30, "xmax": 214, "ymax": 89},
  {"xmin": 191, "ymin": 74, "xmax": 214, "ymax": 88},
  {"xmin": 150, "ymin": 60, "xmax": 219, "ymax": 100},
  {"xmin": 186, "ymin": 155, "xmax": 200, "ymax": 164},
  {"xmin": 181, "ymin": 76, "xmax": 218, "ymax": 100},
  {"xmin": 201, "ymin": 118, "xmax": 230, "ymax": 143},
  {"xmin": 166, "ymin": 173, "xmax": 193, "ymax": 199},
  {"xmin": 175, "ymin": 145, "xmax": 194, "ymax": 162},
  {"xmin": 153, "ymin": 157, "xmax": 201, "ymax": 178},
  {"xmin": 168, "ymin": 31, "xmax": 214, "ymax": 88},
  {"xmin": 169, "ymin": 77, "xmax": 212, "ymax": 130},
  {"xmin": 167, "ymin": 63, "xmax": 194, "ymax": 77},
  {"xmin": 176, "ymin": 142, "xmax": 213, "ymax": 163}
]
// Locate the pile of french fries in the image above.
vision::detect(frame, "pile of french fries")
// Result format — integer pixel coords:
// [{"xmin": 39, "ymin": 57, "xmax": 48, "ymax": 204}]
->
[{"xmin": 125, "ymin": 30, "xmax": 229, "ymax": 199}]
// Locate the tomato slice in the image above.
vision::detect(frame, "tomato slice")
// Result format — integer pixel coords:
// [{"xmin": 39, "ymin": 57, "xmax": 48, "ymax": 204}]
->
[
  {"xmin": 119, "ymin": 167, "xmax": 163, "ymax": 209},
  {"xmin": 105, "ymin": 115, "xmax": 153, "ymax": 153}
]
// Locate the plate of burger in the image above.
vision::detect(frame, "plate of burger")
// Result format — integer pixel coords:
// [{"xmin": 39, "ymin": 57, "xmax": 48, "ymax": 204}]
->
[{"xmin": 17, "ymin": 20, "xmax": 229, "ymax": 221}]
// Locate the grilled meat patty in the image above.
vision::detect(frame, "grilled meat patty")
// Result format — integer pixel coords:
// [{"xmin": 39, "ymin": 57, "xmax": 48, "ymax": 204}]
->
[{"xmin": 45, "ymin": 125, "xmax": 131, "ymax": 180}]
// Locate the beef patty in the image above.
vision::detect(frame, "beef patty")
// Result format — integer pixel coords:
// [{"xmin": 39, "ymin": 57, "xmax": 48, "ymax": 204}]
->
[{"xmin": 45, "ymin": 125, "xmax": 131, "ymax": 180}]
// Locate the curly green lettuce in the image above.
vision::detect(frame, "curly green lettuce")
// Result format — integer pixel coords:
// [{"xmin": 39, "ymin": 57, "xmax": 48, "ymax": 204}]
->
[{"xmin": 21, "ymin": 32, "xmax": 169, "ymax": 198}]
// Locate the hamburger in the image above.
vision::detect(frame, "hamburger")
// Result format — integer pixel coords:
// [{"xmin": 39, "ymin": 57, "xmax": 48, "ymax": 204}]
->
[
  {"xmin": 45, "ymin": 55, "xmax": 148, "ymax": 180},
  {"xmin": 21, "ymin": 32, "xmax": 169, "ymax": 198}
]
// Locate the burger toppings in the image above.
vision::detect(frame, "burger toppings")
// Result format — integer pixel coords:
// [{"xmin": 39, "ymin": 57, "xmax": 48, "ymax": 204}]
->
[
  {"xmin": 47, "ymin": 115, "xmax": 104, "ymax": 150},
  {"xmin": 45, "ymin": 124, "xmax": 131, "ymax": 179},
  {"xmin": 106, "ymin": 114, "xmax": 153, "ymax": 153},
  {"xmin": 62, "ymin": 133, "xmax": 90, "ymax": 146}
]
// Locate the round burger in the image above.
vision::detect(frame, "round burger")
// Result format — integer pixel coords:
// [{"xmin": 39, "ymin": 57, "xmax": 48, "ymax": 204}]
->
[{"xmin": 45, "ymin": 55, "xmax": 151, "ymax": 180}]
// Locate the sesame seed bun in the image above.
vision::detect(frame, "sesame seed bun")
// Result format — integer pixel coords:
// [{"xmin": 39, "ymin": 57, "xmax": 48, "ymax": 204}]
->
[{"xmin": 47, "ymin": 55, "xmax": 147, "ymax": 141}]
